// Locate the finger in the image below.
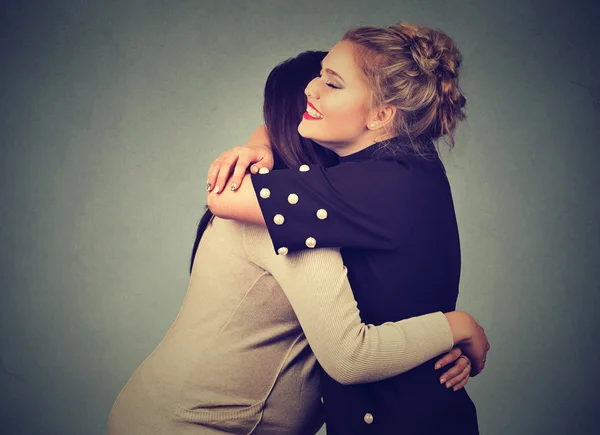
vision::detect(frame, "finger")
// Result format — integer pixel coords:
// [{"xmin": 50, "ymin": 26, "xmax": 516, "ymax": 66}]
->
[
  {"xmin": 439, "ymin": 356, "xmax": 468, "ymax": 385},
  {"xmin": 446, "ymin": 364, "xmax": 471, "ymax": 389},
  {"xmin": 216, "ymin": 146, "xmax": 252, "ymax": 193},
  {"xmin": 452, "ymin": 373, "xmax": 470, "ymax": 391},
  {"xmin": 247, "ymin": 144, "xmax": 275, "ymax": 172},
  {"xmin": 251, "ymin": 165, "xmax": 271, "ymax": 175},
  {"xmin": 434, "ymin": 347, "xmax": 462, "ymax": 370},
  {"xmin": 470, "ymin": 359, "xmax": 484, "ymax": 377},
  {"xmin": 207, "ymin": 156, "xmax": 227, "ymax": 192},
  {"xmin": 214, "ymin": 154, "xmax": 240, "ymax": 194},
  {"xmin": 229, "ymin": 155, "xmax": 255, "ymax": 191},
  {"xmin": 472, "ymin": 351, "xmax": 488, "ymax": 378}
]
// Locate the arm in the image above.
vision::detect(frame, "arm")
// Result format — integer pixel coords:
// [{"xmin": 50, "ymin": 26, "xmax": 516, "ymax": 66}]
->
[
  {"xmin": 210, "ymin": 158, "xmax": 417, "ymax": 253},
  {"xmin": 247, "ymin": 224, "xmax": 466, "ymax": 385},
  {"xmin": 206, "ymin": 124, "xmax": 271, "ymax": 218},
  {"xmin": 245, "ymin": 124, "xmax": 270, "ymax": 147},
  {"xmin": 207, "ymin": 173, "xmax": 264, "ymax": 224}
]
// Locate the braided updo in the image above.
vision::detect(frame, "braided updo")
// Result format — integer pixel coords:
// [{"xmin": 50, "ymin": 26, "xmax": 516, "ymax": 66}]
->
[{"xmin": 342, "ymin": 22, "xmax": 466, "ymax": 150}]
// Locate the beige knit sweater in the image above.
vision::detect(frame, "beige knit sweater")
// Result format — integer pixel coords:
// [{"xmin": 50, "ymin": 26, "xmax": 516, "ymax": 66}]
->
[{"xmin": 107, "ymin": 217, "xmax": 453, "ymax": 435}]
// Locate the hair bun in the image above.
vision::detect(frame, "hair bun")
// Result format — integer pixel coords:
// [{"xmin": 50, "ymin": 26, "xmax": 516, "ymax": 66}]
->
[
  {"xmin": 394, "ymin": 24, "xmax": 459, "ymax": 81},
  {"xmin": 412, "ymin": 37, "xmax": 442, "ymax": 76},
  {"xmin": 343, "ymin": 22, "xmax": 466, "ymax": 147},
  {"xmin": 395, "ymin": 23, "xmax": 465, "ymax": 110}
]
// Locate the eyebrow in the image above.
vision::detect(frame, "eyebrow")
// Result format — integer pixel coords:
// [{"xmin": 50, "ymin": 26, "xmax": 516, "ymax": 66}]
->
[{"xmin": 321, "ymin": 64, "xmax": 345, "ymax": 83}]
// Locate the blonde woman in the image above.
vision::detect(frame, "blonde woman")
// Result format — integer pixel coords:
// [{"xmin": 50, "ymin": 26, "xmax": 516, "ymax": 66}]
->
[{"xmin": 208, "ymin": 22, "xmax": 485, "ymax": 434}]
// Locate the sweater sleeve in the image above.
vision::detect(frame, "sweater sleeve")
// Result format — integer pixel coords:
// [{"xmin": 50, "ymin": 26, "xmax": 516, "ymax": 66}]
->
[{"xmin": 245, "ymin": 224, "xmax": 454, "ymax": 385}]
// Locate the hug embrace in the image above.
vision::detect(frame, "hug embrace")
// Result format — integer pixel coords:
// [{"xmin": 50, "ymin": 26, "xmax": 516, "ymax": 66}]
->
[{"xmin": 108, "ymin": 21, "xmax": 490, "ymax": 435}]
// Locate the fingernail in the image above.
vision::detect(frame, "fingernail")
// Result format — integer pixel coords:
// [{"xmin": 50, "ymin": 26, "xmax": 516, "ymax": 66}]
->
[
  {"xmin": 453, "ymin": 386, "xmax": 458, "ymax": 391},
  {"xmin": 434, "ymin": 363, "xmax": 441, "ymax": 370},
  {"xmin": 446, "ymin": 382, "xmax": 451, "ymax": 388},
  {"xmin": 440, "ymin": 378, "xmax": 446, "ymax": 384},
  {"xmin": 251, "ymin": 166, "xmax": 258, "ymax": 174},
  {"xmin": 206, "ymin": 183, "xmax": 211, "ymax": 191},
  {"xmin": 215, "ymin": 185, "xmax": 220, "ymax": 193},
  {"xmin": 230, "ymin": 183, "xmax": 237, "ymax": 191},
  {"xmin": 258, "ymin": 167, "xmax": 270, "ymax": 174}
]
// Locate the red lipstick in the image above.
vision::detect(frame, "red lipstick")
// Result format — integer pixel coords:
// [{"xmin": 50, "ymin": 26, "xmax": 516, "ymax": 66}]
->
[
  {"xmin": 304, "ymin": 101, "xmax": 323, "ymax": 120},
  {"xmin": 303, "ymin": 112, "xmax": 322, "ymax": 120},
  {"xmin": 307, "ymin": 102, "xmax": 322, "ymax": 114}
]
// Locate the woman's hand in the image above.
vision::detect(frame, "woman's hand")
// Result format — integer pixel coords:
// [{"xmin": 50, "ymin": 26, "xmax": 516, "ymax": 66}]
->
[
  {"xmin": 458, "ymin": 319, "xmax": 490, "ymax": 376},
  {"xmin": 434, "ymin": 347, "xmax": 472, "ymax": 391},
  {"xmin": 207, "ymin": 144, "xmax": 274, "ymax": 194},
  {"xmin": 444, "ymin": 311, "xmax": 490, "ymax": 377}
]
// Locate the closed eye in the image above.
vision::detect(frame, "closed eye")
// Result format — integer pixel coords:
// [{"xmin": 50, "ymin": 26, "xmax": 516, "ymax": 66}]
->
[{"xmin": 318, "ymin": 74, "xmax": 340, "ymax": 90}]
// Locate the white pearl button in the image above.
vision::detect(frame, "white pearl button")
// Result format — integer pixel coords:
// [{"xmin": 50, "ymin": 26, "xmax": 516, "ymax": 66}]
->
[
  {"xmin": 273, "ymin": 214, "xmax": 285, "ymax": 225},
  {"xmin": 316, "ymin": 209, "xmax": 328, "ymax": 220},
  {"xmin": 277, "ymin": 247, "xmax": 289, "ymax": 256},
  {"xmin": 299, "ymin": 164, "xmax": 310, "ymax": 172},
  {"xmin": 288, "ymin": 193, "xmax": 299, "ymax": 204},
  {"xmin": 305, "ymin": 237, "xmax": 316, "ymax": 248},
  {"xmin": 320, "ymin": 396, "xmax": 324, "ymax": 404},
  {"xmin": 364, "ymin": 413, "xmax": 374, "ymax": 424},
  {"xmin": 258, "ymin": 167, "xmax": 270, "ymax": 174},
  {"xmin": 259, "ymin": 188, "xmax": 271, "ymax": 199}
]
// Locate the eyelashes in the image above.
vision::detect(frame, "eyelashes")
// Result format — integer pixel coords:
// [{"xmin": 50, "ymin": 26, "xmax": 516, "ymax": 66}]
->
[{"xmin": 317, "ymin": 74, "xmax": 340, "ymax": 90}]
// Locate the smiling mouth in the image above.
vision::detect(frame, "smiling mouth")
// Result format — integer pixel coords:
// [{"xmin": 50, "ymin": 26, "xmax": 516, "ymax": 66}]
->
[{"xmin": 306, "ymin": 103, "xmax": 323, "ymax": 119}]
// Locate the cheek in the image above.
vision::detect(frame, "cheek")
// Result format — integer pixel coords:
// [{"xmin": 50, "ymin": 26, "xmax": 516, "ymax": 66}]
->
[
  {"xmin": 326, "ymin": 99, "xmax": 368, "ymax": 130},
  {"xmin": 326, "ymin": 97, "xmax": 358, "ymax": 119}
]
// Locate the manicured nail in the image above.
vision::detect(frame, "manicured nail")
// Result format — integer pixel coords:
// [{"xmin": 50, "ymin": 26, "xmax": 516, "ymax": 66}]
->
[
  {"xmin": 215, "ymin": 185, "xmax": 220, "ymax": 193},
  {"xmin": 434, "ymin": 363, "xmax": 441, "ymax": 370},
  {"xmin": 258, "ymin": 167, "xmax": 270, "ymax": 174},
  {"xmin": 251, "ymin": 166, "xmax": 258, "ymax": 174},
  {"xmin": 440, "ymin": 378, "xmax": 446, "ymax": 384},
  {"xmin": 446, "ymin": 382, "xmax": 451, "ymax": 388},
  {"xmin": 230, "ymin": 183, "xmax": 237, "ymax": 191},
  {"xmin": 453, "ymin": 386, "xmax": 458, "ymax": 391}
]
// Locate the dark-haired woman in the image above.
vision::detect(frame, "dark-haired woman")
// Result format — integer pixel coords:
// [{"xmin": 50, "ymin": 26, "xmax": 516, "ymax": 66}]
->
[{"xmin": 208, "ymin": 22, "xmax": 485, "ymax": 434}]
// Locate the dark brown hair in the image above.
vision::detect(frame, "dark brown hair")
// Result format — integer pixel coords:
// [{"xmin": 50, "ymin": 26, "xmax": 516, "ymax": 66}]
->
[
  {"xmin": 263, "ymin": 51, "xmax": 337, "ymax": 169},
  {"xmin": 190, "ymin": 51, "xmax": 337, "ymax": 272}
]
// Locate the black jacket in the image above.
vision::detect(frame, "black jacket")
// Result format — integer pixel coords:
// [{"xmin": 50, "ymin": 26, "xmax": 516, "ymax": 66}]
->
[{"xmin": 251, "ymin": 138, "xmax": 479, "ymax": 434}]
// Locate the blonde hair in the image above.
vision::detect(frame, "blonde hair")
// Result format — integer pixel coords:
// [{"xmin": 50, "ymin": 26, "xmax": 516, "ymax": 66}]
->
[{"xmin": 342, "ymin": 22, "xmax": 466, "ymax": 151}]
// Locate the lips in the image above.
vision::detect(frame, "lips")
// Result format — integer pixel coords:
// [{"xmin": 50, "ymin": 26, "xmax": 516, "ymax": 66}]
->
[
  {"xmin": 303, "ymin": 112, "xmax": 321, "ymax": 120},
  {"xmin": 305, "ymin": 101, "xmax": 323, "ymax": 120}
]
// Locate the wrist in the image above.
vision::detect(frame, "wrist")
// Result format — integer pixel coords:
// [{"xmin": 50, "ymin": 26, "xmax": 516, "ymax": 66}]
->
[{"xmin": 444, "ymin": 311, "xmax": 476, "ymax": 345}]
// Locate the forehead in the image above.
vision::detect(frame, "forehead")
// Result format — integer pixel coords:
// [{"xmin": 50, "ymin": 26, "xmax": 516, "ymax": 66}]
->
[{"xmin": 322, "ymin": 41, "xmax": 365, "ymax": 83}]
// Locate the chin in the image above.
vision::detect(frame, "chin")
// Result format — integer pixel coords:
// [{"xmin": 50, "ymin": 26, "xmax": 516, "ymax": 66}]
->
[
  {"xmin": 298, "ymin": 122, "xmax": 339, "ymax": 152},
  {"xmin": 297, "ymin": 120, "xmax": 313, "ymax": 139}
]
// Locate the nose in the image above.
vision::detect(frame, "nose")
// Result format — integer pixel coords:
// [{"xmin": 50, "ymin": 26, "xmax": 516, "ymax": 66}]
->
[{"xmin": 305, "ymin": 77, "xmax": 320, "ymax": 100}]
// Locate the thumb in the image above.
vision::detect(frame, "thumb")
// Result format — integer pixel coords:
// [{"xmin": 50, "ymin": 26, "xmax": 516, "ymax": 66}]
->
[{"xmin": 250, "ymin": 146, "xmax": 274, "ymax": 172}]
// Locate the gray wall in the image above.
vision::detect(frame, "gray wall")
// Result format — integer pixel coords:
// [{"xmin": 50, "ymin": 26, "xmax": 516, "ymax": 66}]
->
[{"xmin": 1, "ymin": 1, "xmax": 599, "ymax": 434}]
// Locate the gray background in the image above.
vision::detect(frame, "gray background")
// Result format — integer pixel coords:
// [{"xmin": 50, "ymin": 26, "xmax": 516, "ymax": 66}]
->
[{"xmin": 1, "ymin": 0, "xmax": 599, "ymax": 434}]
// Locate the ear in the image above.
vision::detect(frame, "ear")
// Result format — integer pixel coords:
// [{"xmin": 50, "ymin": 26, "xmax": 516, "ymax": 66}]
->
[{"xmin": 367, "ymin": 105, "xmax": 396, "ymax": 130}]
